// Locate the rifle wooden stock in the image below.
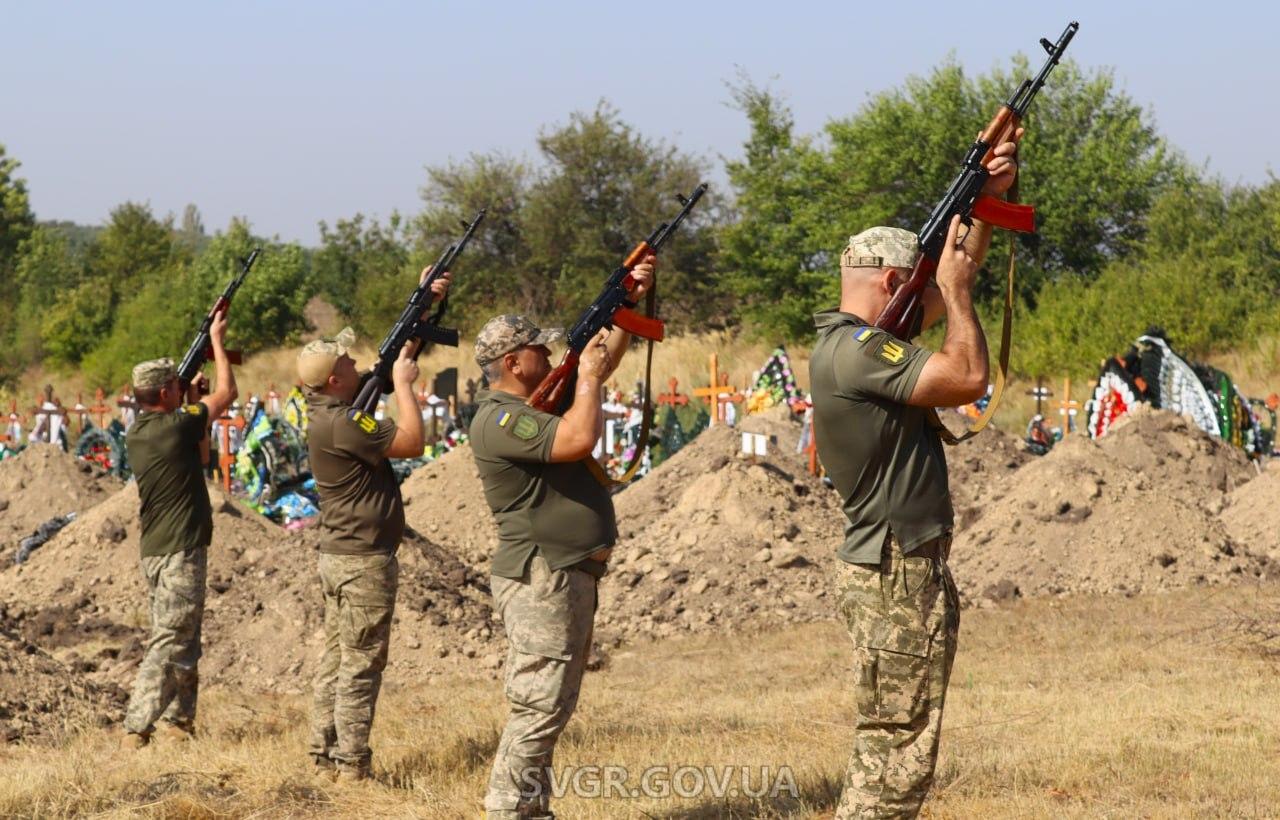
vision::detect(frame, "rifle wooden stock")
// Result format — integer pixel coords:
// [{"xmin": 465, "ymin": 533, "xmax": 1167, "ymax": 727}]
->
[
  {"xmin": 528, "ymin": 354, "xmax": 580, "ymax": 413},
  {"xmin": 877, "ymin": 256, "xmax": 937, "ymax": 340}
]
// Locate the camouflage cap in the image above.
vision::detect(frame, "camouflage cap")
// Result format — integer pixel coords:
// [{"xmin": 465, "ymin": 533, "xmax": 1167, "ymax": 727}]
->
[
  {"xmin": 841, "ymin": 226, "xmax": 920, "ymax": 270},
  {"xmin": 132, "ymin": 357, "xmax": 177, "ymax": 390},
  {"xmin": 474, "ymin": 314, "xmax": 564, "ymax": 367},
  {"xmin": 297, "ymin": 326, "xmax": 357, "ymax": 388}
]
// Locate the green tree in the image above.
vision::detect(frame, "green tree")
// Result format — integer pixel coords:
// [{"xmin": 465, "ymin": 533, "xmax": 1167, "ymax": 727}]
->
[
  {"xmin": 722, "ymin": 60, "xmax": 1182, "ymax": 340},
  {"xmin": 409, "ymin": 104, "xmax": 722, "ymax": 334},
  {"xmin": 314, "ymin": 213, "xmax": 412, "ymax": 332},
  {"xmin": 0, "ymin": 144, "xmax": 37, "ymax": 385},
  {"xmin": 38, "ymin": 202, "xmax": 179, "ymax": 367},
  {"xmin": 4, "ymin": 227, "xmax": 83, "ymax": 371},
  {"xmin": 0, "ymin": 144, "xmax": 35, "ymax": 278},
  {"xmin": 413, "ymin": 153, "xmax": 531, "ymax": 325},
  {"xmin": 188, "ymin": 220, "xmax": 314, "ymax": 353}
]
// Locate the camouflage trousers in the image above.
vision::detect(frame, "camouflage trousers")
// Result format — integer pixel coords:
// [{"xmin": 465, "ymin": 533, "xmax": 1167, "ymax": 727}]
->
[
  {"xmin": 124, "ymin": 546, "xmax": 207, "ymax": 735},
  {"xmin": 485, "ymin": 555, "xmax": 598, "ymax": 819},
  {"xmin": 308, "ymin": 551, "xmax": 398, "ymax": 774},
  {"xmin": 834, "ymin": 535, "xmax": 960, "ymax": 820}
]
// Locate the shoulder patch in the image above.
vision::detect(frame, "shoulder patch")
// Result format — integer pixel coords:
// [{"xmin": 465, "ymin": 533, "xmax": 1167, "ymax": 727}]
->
[
  {"xmin": 510, "ymin": 414, "xmax": 540, "ymax": 441},
  {"xmin": 183, "ymin": 404, "xmax": 203, "ymax": 415},
  {"xmin": 853, "ymin": 326, "xmax": 876, "ymax": 343},
  {"xmin": 347, "ymin": 408, "xmax": 378, "ymax": 434},
  {"xmin": 877, "ymin": 338, "xmax": 907, "ymax": 365}
]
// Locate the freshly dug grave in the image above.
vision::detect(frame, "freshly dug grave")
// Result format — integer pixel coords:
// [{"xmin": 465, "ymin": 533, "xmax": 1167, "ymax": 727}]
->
[
  {"xmin": 401, "ymin": 445, "xmax": 497, "ymax": 570},
  {"xmin": 946, "ymin": 425, "xmax": 1035, "ymax": 532},
  {"xmin": 0, "ymin": 482, "xmax": 499, "ymax": 693},
  {"xmin": 1221, "ymin": 460, "xmax": 1280, "ymax": 558},
  {"xmin": 951, "ymin": 407, "xmax": 1271, "ymax": 604},
  {"xmin": 0, "ymin": 444, "xmax": 122, "ymax": 563},
  {"xmin": 0, "ymin": 629, "xmax": 126, "ymax": 744},
  {"xmin": 598, "ymin": 409, "xmax": 847, "ymax": 644}
]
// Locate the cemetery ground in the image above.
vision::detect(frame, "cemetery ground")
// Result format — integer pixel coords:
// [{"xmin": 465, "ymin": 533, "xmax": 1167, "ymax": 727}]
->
[{"xmin": 2, "ymin": 584, "xmax": 1278, "ymax": 818}]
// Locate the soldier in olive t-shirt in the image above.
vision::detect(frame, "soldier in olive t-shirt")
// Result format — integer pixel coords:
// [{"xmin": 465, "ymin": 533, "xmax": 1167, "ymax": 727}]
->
[
  {"xmin": 305, "ymin": 390, "xmax": 404, "ymax": 555},
  {"xmin": 811, "ymin": 167, "xmax": 1017, "ymax": 814},
  {"xmin": 121, "ymin": 308, "xmax": 237, "ymax": 750},
  {"xmin": 810, "ymin": 309, "xmax": 953, "ymax": 564},
  {"xmin": 471, "ymin": 389, "xmax": 617, "ymax": 580},
  {"xmin": 296, "ymin": 315, "xmax": 436, "ymax": 783},
  {"xmin": 129, "ymin": 401, "xmax": 213, "ymax": 557}
]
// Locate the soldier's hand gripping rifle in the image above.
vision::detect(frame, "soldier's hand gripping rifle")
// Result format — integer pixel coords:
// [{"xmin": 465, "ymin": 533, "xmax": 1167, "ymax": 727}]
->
[
  {"xmin": 527, "ymin": 183, "xmax": 708, "ymax": 416},
  {"xmin": 352, "ymin": 209, "xmax": 486, "ymax": 414},
  {"xmin": 874, "ymin": 21, "xmax": 1078, "ymax": 339},
  {"xmin": 177, "ymin": 247, "xmax": 261, "ymax": 392}
]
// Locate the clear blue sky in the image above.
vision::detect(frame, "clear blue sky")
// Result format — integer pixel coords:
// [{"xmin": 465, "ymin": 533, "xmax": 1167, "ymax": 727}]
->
[{"xmin": 5, "ymin": 1, "xmax": 1274, "ymax": 245}]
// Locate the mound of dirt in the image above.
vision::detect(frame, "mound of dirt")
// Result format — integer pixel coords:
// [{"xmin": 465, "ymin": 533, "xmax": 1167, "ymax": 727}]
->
[
  {"xmin": 1222, "ymin": 460, "xmax": 1280, "ymax": 558},
  {"xmin": 0, "ymin": 629, "xmax": 126, "ymax": 744},
  {"xmin": 0, "ymin": 481, "xmax": 499, "ymax": 693},
  {"xmin": 947, "ymin": 426, "xmax": 1035, "ymax": 532},
  {"xmin": 951, "ymin": 407, "xmax": 1271, "ymax": 604},
  {"xmin": 0, "ymin": 444, "xmax": 122, "ymax": 563},
  {"xmin": 598, "ymin": 409, "xmax": 845, "ymax": 644},
  {"xmin": 401, "ymin": 446, "xmax": 497, "ymax": 570}
]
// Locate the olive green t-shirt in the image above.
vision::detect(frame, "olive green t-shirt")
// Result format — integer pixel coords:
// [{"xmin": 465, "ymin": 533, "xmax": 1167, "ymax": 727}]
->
[
  {"xmin": 127, "ymin": 403, "xmax": 213, "ymax": 558},
  {"xmin": 809, "ymin": 309, "xmax": 953, "ymax": 564},
  {"xmin": 305, "ymin": 390, "xmax": 404, "ymax": 555},
  {"xmin": 470, "ymin": 390, "xmax": 617, "ymax": 579}
]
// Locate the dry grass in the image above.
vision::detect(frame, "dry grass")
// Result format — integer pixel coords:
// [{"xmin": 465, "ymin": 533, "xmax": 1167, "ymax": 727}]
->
[{"xmin": 3, "ymin": 584, "xmax": 1279, "ymax": 818}]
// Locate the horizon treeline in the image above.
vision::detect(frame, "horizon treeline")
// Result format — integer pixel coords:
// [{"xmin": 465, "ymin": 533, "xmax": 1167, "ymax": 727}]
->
[{"xmin": 2, "ymin": 57, "xmax": 1277, "ymax": 390}]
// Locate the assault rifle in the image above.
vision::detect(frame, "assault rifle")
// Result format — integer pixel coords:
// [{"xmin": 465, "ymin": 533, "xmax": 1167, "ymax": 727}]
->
[
  {"xmin": 527, "ymin": 183, "xmax": 707, "ymax": 415},
  {"xmin": 352, "ymin": 209, "xmax": 486, "ymax": 414},
  {"xmin": 177, "ymin": 247, "xmax": 261, "ymax": 391},
  {"xmin": 874, "ymin": 21, "xmax": 1078, "ymax": 339}
]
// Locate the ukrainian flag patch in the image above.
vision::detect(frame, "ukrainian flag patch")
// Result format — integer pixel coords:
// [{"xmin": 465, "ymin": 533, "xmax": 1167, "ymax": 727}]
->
[
  {"xmin": 497, "ymin": 410, "xmax": 512, "ymax": 428},
  {"xmin": 854, "ymin": 327, "xmax": 874, "ymax": 343}
]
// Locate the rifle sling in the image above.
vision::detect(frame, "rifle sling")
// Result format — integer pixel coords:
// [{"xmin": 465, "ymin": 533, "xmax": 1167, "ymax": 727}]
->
[
  {"xmin": 928, "ymin": 236, "xmax": 1015, "ymax": 445},
  {"xmin": 584, "ymin": 284, "xmax": 658, "ymax": 488}
]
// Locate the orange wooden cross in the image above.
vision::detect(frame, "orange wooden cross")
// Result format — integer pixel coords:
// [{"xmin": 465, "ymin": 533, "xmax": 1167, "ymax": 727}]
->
[
  {"xmin": 691, "ymin": 354, "xmax": 738, "ymax": 425},
  {"xmin": 215, "ymin": 411, "xmax": 247, "ymax": 492},
  {"xmin": 1058, "ymin": 377, "xmax": 1081, "ymax": 436},
  {"xmin": 88, "ymin": 389, "xmax": 112, "ymax": 430},
  {"xmin": 0, "ymin": 400, "xmax": 21, "ymax": 445},
  {"xmin": 656, "ymin": 377, "xmax": 689, "ymax": 408}
]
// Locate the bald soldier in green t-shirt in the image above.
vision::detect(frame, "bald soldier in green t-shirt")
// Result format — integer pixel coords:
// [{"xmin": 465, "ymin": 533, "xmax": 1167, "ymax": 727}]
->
[
  {"xmin": 122, "ymin": 308, "xmax": 237, "ymax": 748},
  {"xmin": 810, "ymin": 131, "xmax": 1021, "ymax": 818},
  {"xmin": 471, "ymin": 260, "xmax": 654, "ymax": 819}
]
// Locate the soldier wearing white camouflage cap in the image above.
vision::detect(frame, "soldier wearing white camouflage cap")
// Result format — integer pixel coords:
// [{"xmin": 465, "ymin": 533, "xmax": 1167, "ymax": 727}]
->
[
  {"xmin": 473, "ymin": 259, "xmax": 654, "ymax": 819},
  {"xmin": 810, "ymin": 130, "xmax": 1022, "ymax": 817},
  {"xmin": 301, "ymin": 267, "xmax": 451, "ymax": 783},
  {"xmin": 121, "ymin": 307, "xmax": 237, "ymax": 748}
]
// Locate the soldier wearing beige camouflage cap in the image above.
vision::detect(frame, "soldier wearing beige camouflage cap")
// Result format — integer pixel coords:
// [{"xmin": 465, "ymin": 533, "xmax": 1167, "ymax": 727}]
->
[
  {"xmin": 811, "ymin": 130, "xmax": 1022, "ymax": 818},
  {"xmin": 473, "ymin": 260, "xmax": 655, "ymax": 818},
  {"xmin": 302, "ymin": 268, "xmax": 451, "ymax": 784},
  {"xmin": 122, "ymin": 308, "xmax": 238, "ymax": 749}
]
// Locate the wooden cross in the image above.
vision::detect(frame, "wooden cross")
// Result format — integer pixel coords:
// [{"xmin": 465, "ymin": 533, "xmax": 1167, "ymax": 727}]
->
[
  {"xmin": 89, "ymin": 389, "xmax": 113, "ymax": 430},
  {"xmin": 215, "ymin": 411, "xmax": 247, "ymax": 493},
  {"xmin": 1025, "ymin": 376, "xmax": 1053, "ymax": 417},
  {"xmin": 71, "ymin": 393, "xmax": 90, "ymax": 435},
  {"xmin": 691, "ymin": 354, "xmax": 738, "ymax": 425},
  {"xmin": 1058, "ymin": 377, "xmax": 1080, "ymax": 436},
  {"xmin": 656, "ymin": 377, "xmax": 689, "ymax": 408},
  {"xmin": 266, "ymin": 383, "xmax": 281, "ymax": 416},
  {"xmin": 0, "ymin": 400, "xmax": 21, "ymax": 445}
]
